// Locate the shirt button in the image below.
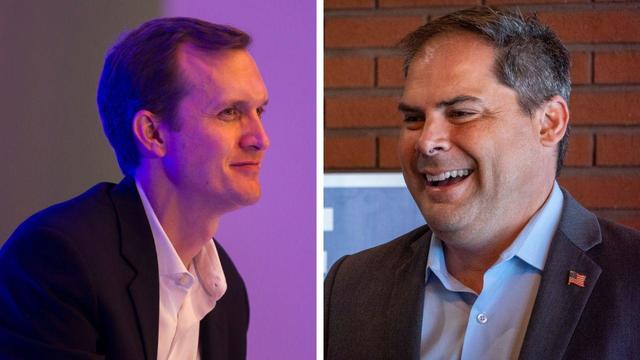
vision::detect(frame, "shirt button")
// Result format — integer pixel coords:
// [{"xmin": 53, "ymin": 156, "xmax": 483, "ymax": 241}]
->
[
  {"xmin": 178, "ymin": 274, "xmax": 191, "ymax": 287},
  {"xmin": 477, "ymin": 312, "xmax": 488, "ymax": 324}
]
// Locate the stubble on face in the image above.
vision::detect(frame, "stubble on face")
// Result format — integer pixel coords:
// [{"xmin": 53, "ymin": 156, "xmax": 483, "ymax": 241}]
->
[{"xmin": 397, "ymin": 32, "xmax": 552, "ymax": 249}]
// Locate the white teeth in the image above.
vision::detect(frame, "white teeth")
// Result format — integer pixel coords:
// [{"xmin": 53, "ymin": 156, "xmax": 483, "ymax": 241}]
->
[{"xmin": 425, "ymin": 169, "xmax": 471, "ymax": 182}]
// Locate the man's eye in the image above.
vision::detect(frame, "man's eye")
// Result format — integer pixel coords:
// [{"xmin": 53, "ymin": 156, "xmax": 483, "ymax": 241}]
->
[
  {"xmin": 257, "ymin": 106, "xmax": 266, "ymax": 117},
  {"xmin": 403, "ymin": 114, "xmax": 424, "ymax": 130},
  {"xmin": 218, "ymin": 108, "xmax": 241, "ymax": 120},
  {"xmin": 403, "ymin": 115, "xmax": 424, "ymax": 123},
  {"xmin": 448, "ymin": 110, "xmax": 474, "ymax": 118}
]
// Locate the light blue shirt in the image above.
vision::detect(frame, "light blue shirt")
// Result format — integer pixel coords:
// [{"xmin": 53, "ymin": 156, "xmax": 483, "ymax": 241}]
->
[{"xmin": 420, "ymin": 182, "xmax": 564, "ymax": 360}]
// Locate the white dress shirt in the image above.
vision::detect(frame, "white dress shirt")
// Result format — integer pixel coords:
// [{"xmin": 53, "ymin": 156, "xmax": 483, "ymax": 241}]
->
[{"xmin": 136, "ymin": 180, "xmax": 227, "ymax": 360}]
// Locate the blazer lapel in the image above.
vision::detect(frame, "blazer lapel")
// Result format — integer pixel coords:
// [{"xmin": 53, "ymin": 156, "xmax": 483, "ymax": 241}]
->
[
  {"xmin": 519, "ymin": 190, "xmax": 602, "ymax": 360},
  {"xmin": 199, "ymin": 311, "xmax": 228, "ymax": 360},
  {"xmin": 387, "ymin": 230, "xmax": 430, "ymax": 360},
  {"xmin": 111, "ymin": 177, "xmax": 160, "ymax": 360}
]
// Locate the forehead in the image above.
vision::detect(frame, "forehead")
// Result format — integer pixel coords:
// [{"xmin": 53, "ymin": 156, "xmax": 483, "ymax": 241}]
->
[
  {"xmin": 402, "ymin": 32, "xmax": 499, "ymax": 105},
  {"xmin": 176, "ymin": 44, "xmax": 268, "ymax": 103}
]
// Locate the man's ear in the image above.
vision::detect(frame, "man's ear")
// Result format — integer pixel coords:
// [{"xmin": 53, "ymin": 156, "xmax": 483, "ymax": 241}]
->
[
  {"xmin": 131, "ymin": 110, "xmax": 167, "ymax": 158},
  {"xmin": 538, "ymin": 95, "xmax": 569, "ymax": 148}
]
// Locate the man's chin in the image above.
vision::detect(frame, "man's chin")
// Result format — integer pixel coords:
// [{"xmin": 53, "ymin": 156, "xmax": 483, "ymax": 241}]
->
[
  {"xmin": 420, "ymin": 205, "xmax": 466, "ymax": 233},
  {"xmin": 230, "ymin": 187, "xmax": 262, "ymax": 208}
]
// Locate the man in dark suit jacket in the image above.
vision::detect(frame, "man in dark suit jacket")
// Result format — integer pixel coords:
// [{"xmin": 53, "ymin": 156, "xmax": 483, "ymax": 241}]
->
[
  {"xmin": 0, "ymin": 17, "xmax": 269, "ymax": 359},
  {"xmin": 325, "ymin": 191, "xmax": 640, "ymax": 359},
  {"xmin": 0, "ymin": 178, "xmax": 249, "ymax": 359},
  {"xmin": 325, "ymin": 7, "xmax": 640, "ymax": 359}
]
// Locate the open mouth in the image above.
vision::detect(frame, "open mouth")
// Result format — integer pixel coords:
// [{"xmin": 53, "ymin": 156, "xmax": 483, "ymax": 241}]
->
[{"xmin": 425, "ymin": 169, "xmax": 472, "ymax": 187}]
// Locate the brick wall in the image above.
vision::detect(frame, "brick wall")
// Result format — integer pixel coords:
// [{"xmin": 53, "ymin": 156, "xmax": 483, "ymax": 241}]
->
[{"xmin": 324, "ymin": 1, "xmax": 640, "ymax": 229}]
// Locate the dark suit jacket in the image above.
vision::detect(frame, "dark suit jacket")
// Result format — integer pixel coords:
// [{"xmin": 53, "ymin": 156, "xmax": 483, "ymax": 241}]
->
[
  {"xmin": 0, "ymin": 177, "xmax": 249, "ymax": 359},
  {"xmin": 325, "ymin": 190, "xmax": 640, "ymax": 359}
]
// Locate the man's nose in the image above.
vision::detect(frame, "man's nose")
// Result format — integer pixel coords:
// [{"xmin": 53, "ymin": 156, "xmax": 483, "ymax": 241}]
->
[
  {"xmin": 240, "ymin": 114, "xmax": 270, "ymax": 151},
  {"xmin": 415, "ymin": 117, "xmax": 451, "ymax": 156}
]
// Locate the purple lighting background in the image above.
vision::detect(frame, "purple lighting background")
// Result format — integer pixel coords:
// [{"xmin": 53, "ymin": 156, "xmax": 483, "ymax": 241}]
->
[{"xmin": 165, "ymin": 1, "xmax": 316, "ymax": 359}]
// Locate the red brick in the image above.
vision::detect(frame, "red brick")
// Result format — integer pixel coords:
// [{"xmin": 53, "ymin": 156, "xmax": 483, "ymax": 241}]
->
[
  {"xmin": 595, "ymin": 51, "xmax": 640, "ymax": 84},
  {"xmin": 325, "ymin": 57, "xmax": 374, "ymax": 88},
  {"xmin": 488, "ymin": 0, "xmax": 586, "ymax": 4},
  {"xmin": 378, "ymin": 56, "xmax": 405, "ymax": 88},
  {"xmin": 379, "ymin": 136, "xmax": 401, "ymax": 168},
  {"xmin": 593, "ymin": 210, "xmax": 640, "ymax": 230},
  {"xmin": 570, "ymin": 52, "xmax": 590, "ymax": 85},
  {"xmin": 606, "ymin": 212, "xmax": 640, "ymax": 231},
  {"xmin": 538, "ymin": 11, "xmax": 640, "ymax": 44},
  {"xmin": 326, "ymin": 96, "xmax": 400, "ymax": 128},
  {"xmin": 325, "ymin": 0, "xmax": 374, "ymax": 9},
  {"xmin": 570, "ymin": 91, "xmax": 640, "ymax": 125},
  {"xmin": 565, "ymin": 132, "xmax": 593, "ymax": 167},
  {"xmin": 378, "ymin": 52, "xmax": 589, "ymax": 87},
  {"xmin": 325, "ymin": 136, "xmax": 376, "ymax": 169},
  {"xmin": 559, "ymin": 173, "xmax": 640, "ymax": 208},
  {"xmin": 616, "ymin": 215, "xmax": 640, "ymax": 231},
  {"xmin": 326, "ymin": 16, "xmax": 424, "ymax": 49},
  {"xmin": 596, "ymin": 133, "xmax": 640, "ymax": 166},
  {"xmin": 380, "ymin": 0, "xmax": 479, "ymax": 7}
]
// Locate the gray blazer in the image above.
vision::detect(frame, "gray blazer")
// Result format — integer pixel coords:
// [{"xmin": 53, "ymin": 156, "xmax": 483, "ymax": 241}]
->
[{"xmin": 325, "ymin": 190, "xmax": 640, "ymax": 359}]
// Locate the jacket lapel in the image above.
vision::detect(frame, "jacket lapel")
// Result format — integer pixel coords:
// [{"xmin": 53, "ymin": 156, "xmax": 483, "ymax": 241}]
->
[
  {"xmin": 387, "ymin": 229, "xmax": 430, "ymax": 360},
  {"xmin": 199, "ymin": 311, "xmax": 228, "ymax": 360},
  {"xmin": 110, "ymin": 177, "xmax": 159, "ymax": 360},
  {"xmin": 519, "ymin": 190, "xmax": 602, "ymax": 360}
]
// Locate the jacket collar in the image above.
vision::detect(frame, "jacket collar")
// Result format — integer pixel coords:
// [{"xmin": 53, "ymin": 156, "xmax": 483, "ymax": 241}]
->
[
  {"xmin": 110, "ymin": 177, "xmax": 159, "ymax": 360},
  {"xmin": 387, "ymin": 189, "xmax": 603, "ymax": 360},
  {"xmin": 386, "ymin": 225, "xmax": 430, "ymax": 360},
  {"xmin": 519, "ymin": 189, "xmax": 602, "ymax": 360}
]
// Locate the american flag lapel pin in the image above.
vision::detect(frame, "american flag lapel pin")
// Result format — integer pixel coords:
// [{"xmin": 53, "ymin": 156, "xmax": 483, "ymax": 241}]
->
[{"xmin": 568, "ymin": 270, "xmax": 586, "ymax": 288}]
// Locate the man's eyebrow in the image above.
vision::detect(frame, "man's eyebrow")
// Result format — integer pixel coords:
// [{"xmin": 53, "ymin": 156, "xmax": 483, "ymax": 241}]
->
[
  {"xmin": 212, "ymin": 98, "xmax": 270, "ymax": 109},
  {"xmin": 437, "ymin": 95, "xmax": 483, "ymax": 108},
  {"xmin": 398, "ymin": 96, "xmax": 483, "ymax": 113},
  {"xmin": 398, "ymin": 103, "xmax": 423, "ymax": 113}
]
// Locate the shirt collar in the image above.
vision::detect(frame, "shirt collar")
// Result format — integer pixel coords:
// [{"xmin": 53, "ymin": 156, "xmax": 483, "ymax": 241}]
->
[
  {"xmin": 134, "ymin": 178, "xmax": 227, "ymax": 300},
  {"xmin": 426, "ymin": 181, "xmax": 564, "ymax": 280},
  {"xmin": 426, "ymin": 236, "xmax": 472, "ymax": 292},
  {"xmin": 136, "ymin": 178, "xmax": 187, "ymax": 277},
  {"xmin": 503, "ymin": 181, "xmax": 564, "ymax": 271},
  {"xmin": 192, "ymin": 239, "xmax": 227, "ymax": 300}
]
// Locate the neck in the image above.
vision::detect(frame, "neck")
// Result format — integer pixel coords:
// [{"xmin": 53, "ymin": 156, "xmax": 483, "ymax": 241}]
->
[
  {"xmin": 439, "ymin": 180, "xmax": 556, "ymax": 293},
  {"xmin": 136, "ymin": 172, "xmax": 221, "ymax": 267},
  {"xmin": 441, "ymin": 232, "xmax": 517, "ymax": 293}
]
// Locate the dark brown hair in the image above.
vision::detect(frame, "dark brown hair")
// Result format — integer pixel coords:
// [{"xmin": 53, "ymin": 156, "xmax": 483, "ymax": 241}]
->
[
  {"xmin": 97, "ymin": 17, "xmax": 251, "ymax": 175},
  {"xmin": 400, "ymin": 6, "xmax": 571, "ymax": 176}
]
